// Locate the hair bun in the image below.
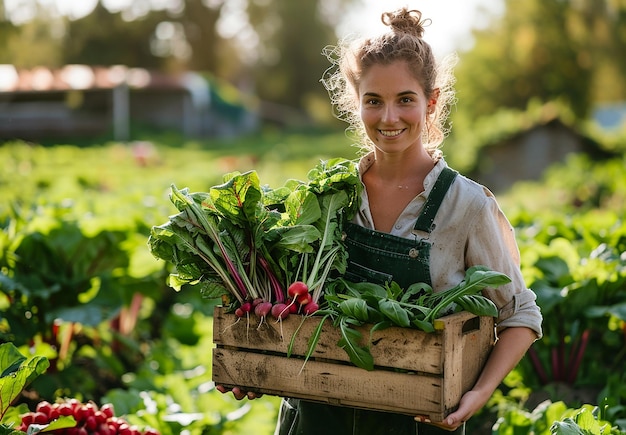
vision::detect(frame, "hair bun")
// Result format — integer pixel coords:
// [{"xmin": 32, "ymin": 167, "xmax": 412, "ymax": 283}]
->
[{"xmin": 381, "ymin": 8, "xmax": 430, "ymax": 39}]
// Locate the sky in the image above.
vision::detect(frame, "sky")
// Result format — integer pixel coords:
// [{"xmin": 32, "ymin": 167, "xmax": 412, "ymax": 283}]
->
[
  {"xmin": 342, "ymin": 0, "xmax": 503, "ymax": 56},
  {"xmin": 6, "ymin": 0, "xmax": 503, "ymax": 57}
]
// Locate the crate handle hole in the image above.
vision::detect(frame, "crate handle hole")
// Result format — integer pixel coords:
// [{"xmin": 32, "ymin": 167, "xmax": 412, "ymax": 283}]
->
[{"xmin": 462, "ymin": 316, "xmax": 480, "ymax": 334}]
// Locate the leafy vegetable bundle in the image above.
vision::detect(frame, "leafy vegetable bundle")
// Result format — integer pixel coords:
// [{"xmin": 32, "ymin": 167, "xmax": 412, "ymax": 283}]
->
[
  {"xmin": 148, "ymin": 158, "xmax": 362, "ymax": 320},
  {"xmin": 304, "ymin": 267, "xmax": 510, "ymax": 370},
  {"xmin": 150, "ymin": 158, "xmax": 512, "ymax": 370}
]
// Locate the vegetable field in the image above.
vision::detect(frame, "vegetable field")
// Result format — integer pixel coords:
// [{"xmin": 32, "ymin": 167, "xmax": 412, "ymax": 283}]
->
[{"xmin": 1, "ymin": 133, "xmax": 625, "ymax": 434}]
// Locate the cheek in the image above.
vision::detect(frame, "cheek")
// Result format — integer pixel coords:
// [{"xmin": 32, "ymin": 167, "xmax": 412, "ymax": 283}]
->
[{"xmin": 359, "ymin": 108, "xmax": 377, "ymax": 127}]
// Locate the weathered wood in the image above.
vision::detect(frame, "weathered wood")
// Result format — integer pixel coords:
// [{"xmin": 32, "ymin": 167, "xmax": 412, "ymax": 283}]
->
[{"xmin": 212, "ymin": 306, "xmax": 494, "ymax": 421}]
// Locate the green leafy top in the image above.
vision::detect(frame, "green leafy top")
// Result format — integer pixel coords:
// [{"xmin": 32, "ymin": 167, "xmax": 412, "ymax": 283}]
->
[
  {"xmin": 306, "ymin": 266, "xmax": 510, "ymax": 370},
  {"xmin": 148, "ymin": 158, "xmax": 362, "ymax": 308}
]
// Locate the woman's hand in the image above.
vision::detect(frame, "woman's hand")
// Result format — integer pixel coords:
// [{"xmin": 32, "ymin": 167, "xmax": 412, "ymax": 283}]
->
[
  {"xmin": 413, "ymin": 390, "xmax": 479, "ymax": 431},
  {"xmin": 414, "ymin": 389, "xmax": 488, "ymax": 430},
  {"xmin": 215, "ymin": 384, "xmax": 263, "ymax": 401},
  {"xmin": 415, "ymin": 327, "xmax": 538, "ymax": 431}
]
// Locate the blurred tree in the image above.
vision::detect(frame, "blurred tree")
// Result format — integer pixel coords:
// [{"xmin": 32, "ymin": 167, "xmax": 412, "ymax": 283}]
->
[
  {"xmin": 0, "ymin": 5, "xmax": 19, "ymax": 64},
  {"xmin": 57, "ymin": 0, "xmax": 350, "ymax": 116},
  {"xmin": 453, "ymin": 0, "xmax": 626, "ymax": 121},
  {"xmin": 245, "ymin": 0, "xmax": 352, "ymax": 116},
  {"xmin": 0, "ymin": 1, "xmax": 63, "ymax": 67},
  {"xmin": 174, "ymin": 0, "xmax": 224, "ymax": 73},
  {"xmin": 567, "ymin": 0, "xmax": 626, "ymax": 104},
  {"xmin": 62, "ymin": 2, "xmax": 169, "ymax": 69}
]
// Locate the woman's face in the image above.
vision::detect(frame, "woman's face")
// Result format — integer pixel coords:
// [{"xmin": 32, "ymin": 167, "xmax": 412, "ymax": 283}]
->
[{"xmin": 358, "ymin": 60, "xmax": 433, "ymax": 156}]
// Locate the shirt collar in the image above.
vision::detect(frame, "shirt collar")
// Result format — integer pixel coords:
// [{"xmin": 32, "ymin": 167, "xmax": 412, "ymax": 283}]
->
[{"xmin": 357, "ymin": 151, "xmax": 448, "ymax": 197}]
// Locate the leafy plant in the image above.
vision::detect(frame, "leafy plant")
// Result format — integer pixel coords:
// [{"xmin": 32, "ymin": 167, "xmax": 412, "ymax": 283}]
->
[
  {"xmin": 298, "ymin": 266, "xmax": 508, "ymax": 370},
  {"xmin": 522, "ymin": 240, "xmax": 626, "ymax": 388},
  {"xmin": 0, "ymin": 342, "xmax": 78, "ymax": 434},
  {"xmin": 493, "ymin": 399, "xmax": 626, "ymax": 434},
  {"xmin": 148, "ymin": 158, "xmax": 362, "ymax": 317}
]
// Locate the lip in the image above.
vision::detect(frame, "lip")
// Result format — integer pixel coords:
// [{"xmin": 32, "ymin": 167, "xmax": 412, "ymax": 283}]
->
[{"xmin": 378, "ymin": 129, "xmax": 405, "ymax": 138}]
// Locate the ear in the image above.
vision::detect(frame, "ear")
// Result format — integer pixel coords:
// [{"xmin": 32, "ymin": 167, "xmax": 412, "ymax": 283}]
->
[{"xmin": 427, "ymin": 88, "xmax": 440, "ymax": 112}]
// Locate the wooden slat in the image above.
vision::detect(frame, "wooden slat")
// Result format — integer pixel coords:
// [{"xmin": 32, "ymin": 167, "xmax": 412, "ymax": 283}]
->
[{"xmin": 212, "ymin": 348, "xmax": 448, "ymax": 421}]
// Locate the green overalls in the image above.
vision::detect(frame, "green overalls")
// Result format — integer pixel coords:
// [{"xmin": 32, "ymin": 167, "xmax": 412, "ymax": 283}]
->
[{"xmin": 275, "ymin": 168, "xmax": 464, "ymax": 435}]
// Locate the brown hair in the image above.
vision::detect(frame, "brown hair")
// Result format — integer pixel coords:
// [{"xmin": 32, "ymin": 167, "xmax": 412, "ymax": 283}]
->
[{"xmin": 322, "ymin": 8, "xmax": 456, "ymax": 156}]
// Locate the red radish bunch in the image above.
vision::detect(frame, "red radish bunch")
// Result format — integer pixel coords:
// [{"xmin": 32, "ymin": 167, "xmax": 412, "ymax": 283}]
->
[
  {"xmin": 286, "ymin": 281, "xmax": 318, "ymax": 315},
  {"xmin": 231, "ymin": 281, "xmax": 319, "ymax": 325},
  {"xmin": 16, "ymin": 399, "xmax": 159, "ymax": 435},
  {"xmin": 232, "ymin": 278, "xmax": 323, "ymax": 322}
]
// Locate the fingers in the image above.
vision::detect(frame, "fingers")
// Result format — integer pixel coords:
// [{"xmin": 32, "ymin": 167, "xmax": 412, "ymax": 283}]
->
[
  {"xmin": 215, "ymin": 385, "xmax": 263, "ymax": 400},
  {"xmin": 414, "ymin": 415, "xmax": 463, "ymax": 431}
]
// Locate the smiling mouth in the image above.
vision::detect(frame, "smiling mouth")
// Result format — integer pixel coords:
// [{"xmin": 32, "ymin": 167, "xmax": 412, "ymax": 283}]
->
[{"xmin": 379, "ymin": 129, "xmax": 404, "ymax": 137}]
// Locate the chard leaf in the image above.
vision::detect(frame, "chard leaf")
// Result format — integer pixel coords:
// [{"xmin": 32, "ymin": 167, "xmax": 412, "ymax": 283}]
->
[
  {"xmin": 549, "ymin": 418, "xmax": 586, "ymax": 435},
  {"xmin": 0, "ymin": 343, "xmax": 50, "ymax": 419},
  {"xmin": 210, "ymin": 170, "xmax": 263, "ymax": 226},
  {"xmin": 378, "ymin": 299, "xmax": 411, "ymax": 327},
  {"xmin": 199, "ymin": 279, "xmax": 230, "ymax": 300},
  {"xmin": 166, "ymin": 274, "xmax": 193, "ymax": 292},
  {"xmin": 262, "ymin": 185, "xmax": 292, "ymax": 209},
  {"xmin": 284, "ymin": 189, "xmax": 321, "ymax": 226},
  {"xmin": 269, "ymin": 225, "xmax": 320, "ymax": 253}
]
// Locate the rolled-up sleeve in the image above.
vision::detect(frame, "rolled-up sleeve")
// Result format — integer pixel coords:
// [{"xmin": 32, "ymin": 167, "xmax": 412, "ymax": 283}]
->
[{"xmin": 465, "ymin": 190, "xmax": 543, "ymax": 339}]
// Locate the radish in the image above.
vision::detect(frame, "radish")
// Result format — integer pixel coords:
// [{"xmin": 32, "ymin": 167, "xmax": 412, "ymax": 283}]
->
[
  {"xmin": 296, "ymin": 292, "xmax": 312, "ymax": 306},
  {"xmin": 303, "ymin": 301, "xmax": 319, "ymax": 315},
  {"xmin": 271, "ymin": 303, "xmax": 289, "ymax": 320},
  {"xmin": 254, "ymin": 301, "xmax": 272, "ymax": 317},
  {"xmin": 234, "ymin": 301, "xmax": 252, "ymax": 319},
  {"xmin": 287, "ymin": 298, "xmax": 299, "ymax": 314},
  {"xmin": 280, "ymin": 281, "xmax": 311, "ymax": 315},
  {"xmin": 287, "ymin": 281, "xmax": 308, "ymax": 299},
  {"xmin": 254, "ymin": 300, "xmax": 273, "ymax": 328}
]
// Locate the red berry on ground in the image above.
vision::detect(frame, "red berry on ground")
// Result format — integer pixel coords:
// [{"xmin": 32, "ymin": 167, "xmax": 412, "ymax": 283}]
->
[
  {"xmin": 100, "ymin": 403, "xmax": 115, "ymax": 419},
  {"xmin": 33, "ymin": 411, "xmax": 48, "ymax": 424},
  {"xmin": 36, "ymin": 401, "xmax": 53, "ymax": 417},
  {"xmin": 21, "ymin": 412, "xmax": 35, "ymax": 426},
  {"xmin": 85, "ymin": 415, "xmax": 98, "ymax": 431},
  {"xmin": 58, "ymin": 403, "xmax": 73, "ymax": 416}
]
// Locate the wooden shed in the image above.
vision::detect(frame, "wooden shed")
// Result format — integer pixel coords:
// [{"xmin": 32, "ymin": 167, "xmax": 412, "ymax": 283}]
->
[
  {"xmin": 470, "ymin": 118, "xmax": 604, "ymax": 192},
  {"xmin": 0, "ymin": 64, "xmax": 257, "ymax": 142}
]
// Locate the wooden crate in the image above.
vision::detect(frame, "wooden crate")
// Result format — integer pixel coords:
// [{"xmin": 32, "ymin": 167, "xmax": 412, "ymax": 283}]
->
[{"xmin": 212, "ymin": 306, "xmax": 494, "ymax": 421}]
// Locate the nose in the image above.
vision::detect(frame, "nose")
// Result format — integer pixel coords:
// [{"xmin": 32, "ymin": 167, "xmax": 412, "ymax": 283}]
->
[{"xmin": 381, "ymin": 104, "xmax": 399, "ymax": 123}]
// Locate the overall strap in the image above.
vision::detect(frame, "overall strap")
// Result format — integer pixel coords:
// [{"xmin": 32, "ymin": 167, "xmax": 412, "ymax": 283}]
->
[{"xmin": 413, "ymin": 167, "xmax": 458, "ymax": 233}]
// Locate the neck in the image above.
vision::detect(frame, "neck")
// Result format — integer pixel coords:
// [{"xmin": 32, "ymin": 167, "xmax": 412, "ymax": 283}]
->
[{"xmin": 371, "ymin": 149, "xmax": 435, "ymax": 185}]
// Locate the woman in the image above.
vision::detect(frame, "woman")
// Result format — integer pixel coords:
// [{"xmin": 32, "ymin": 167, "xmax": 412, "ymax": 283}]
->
[{"xmin": 220, "ymin": 8, "xmax": 543, "ymax": 434}]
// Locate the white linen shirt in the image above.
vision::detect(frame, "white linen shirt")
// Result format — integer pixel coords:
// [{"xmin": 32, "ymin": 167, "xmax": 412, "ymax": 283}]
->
[{"xmin": 353, "ymin": 153, "xmax": 543, "ymax": 338}]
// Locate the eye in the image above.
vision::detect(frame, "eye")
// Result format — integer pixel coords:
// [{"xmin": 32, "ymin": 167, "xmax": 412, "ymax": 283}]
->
[
  {"xmin": 364, "ymin": 98, "xmax": 380, "ymax": 106},
  {"xmin": 400, "ymin": 96, "xmax": 414, "ymax": 104}
]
